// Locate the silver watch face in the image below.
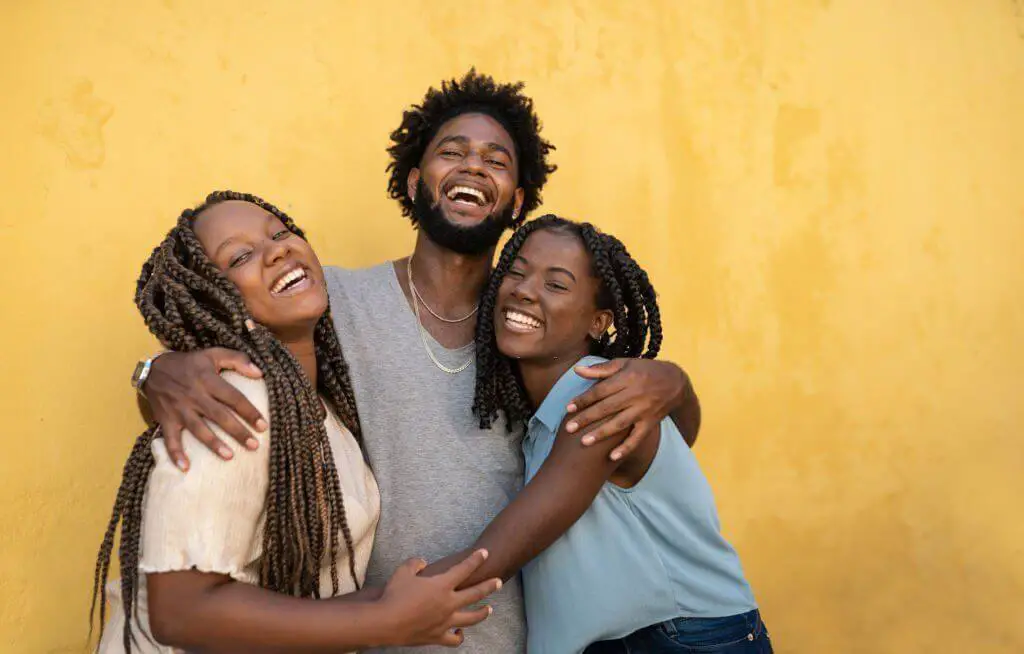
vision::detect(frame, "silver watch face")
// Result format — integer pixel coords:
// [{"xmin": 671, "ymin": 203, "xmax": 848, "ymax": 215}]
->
[{"xmin": 131, "ymin": 360, "xmax": 147, "ymax": 387}]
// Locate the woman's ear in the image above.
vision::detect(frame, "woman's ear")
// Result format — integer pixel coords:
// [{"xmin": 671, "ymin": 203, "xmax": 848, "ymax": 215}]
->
[{"xmin": 589, "ymin": 310, "xmax": 614, "ymax": 341}]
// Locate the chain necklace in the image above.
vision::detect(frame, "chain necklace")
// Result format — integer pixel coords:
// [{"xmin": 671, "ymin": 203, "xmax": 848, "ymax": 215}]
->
[
  {"xmin": 407, "ymin": 256, "xmax": 480, "ymax": 323},
  {"xmin": 406, "ymin": 257, "xmax": 474, "ymax": 375}
]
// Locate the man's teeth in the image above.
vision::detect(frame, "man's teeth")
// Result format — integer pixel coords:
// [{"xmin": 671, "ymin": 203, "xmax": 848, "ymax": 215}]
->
[
  {"xmin": 272, "ymin": 268, "xmax": 307, "ymax": 293},
  {"xmin": 505, "ymin": 310, "xmax": 542, "ymax": 328},
  {"xmin": 446, "ymin": 185, "xmax": 487, "ymax": 204}
]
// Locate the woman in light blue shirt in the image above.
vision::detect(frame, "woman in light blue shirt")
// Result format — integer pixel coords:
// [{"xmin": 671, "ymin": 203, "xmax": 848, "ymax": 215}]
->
[{"xmin": 427, "ymin": 214, "xmax": 772, "ymax": 653}]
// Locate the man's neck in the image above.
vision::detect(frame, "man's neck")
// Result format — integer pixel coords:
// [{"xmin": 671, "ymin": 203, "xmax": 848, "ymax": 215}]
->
[{"xmin": 408, "ymin": 232, "xmax": 495, "ymax": 313}]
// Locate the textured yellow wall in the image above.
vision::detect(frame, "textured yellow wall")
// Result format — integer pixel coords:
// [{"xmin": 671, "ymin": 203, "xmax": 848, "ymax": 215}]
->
[{"xmin": 2, "ymin": 1, "xmax": 1022, "ymax": 652}]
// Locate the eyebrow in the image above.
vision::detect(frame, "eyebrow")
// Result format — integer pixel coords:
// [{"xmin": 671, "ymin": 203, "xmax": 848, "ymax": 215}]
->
[
  {"xmin": 436, "ymin": 135, "xmax": 514, "ymax": 160},
  {"xmin": 211, "ymin": 214, "xmax": 277, "ymax": 259},
  {"xmin": 213, "ymin": 237, "xmax": 239, "ymax": 259},
  {"xmin": 514, "ymin": 255, "xmax": 577, "ymax": 282}
]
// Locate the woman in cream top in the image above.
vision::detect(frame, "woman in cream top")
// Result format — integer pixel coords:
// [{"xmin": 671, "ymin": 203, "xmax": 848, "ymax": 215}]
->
[
  {"xmin": 99, "ymin": 374, "xmax": 381, "ymax": 653},
  {"xmin": 92, "ymin": 192, "xmax": 499, "ymax": 653}
]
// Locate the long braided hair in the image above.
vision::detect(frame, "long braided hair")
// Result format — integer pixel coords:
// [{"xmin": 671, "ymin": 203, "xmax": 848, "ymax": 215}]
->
[
  {"xmin": 90, "ymin": 191, "xmax": 363, "ymax": 652},
  {"xmin": 473, "ymin": 215, "xmax": 662, "ymax": 431}
]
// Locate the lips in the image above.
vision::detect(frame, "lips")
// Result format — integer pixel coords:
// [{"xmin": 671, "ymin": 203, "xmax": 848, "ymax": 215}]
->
[{"xmin": 270, "ymin": 265, "xmax": 312, "ymax": 296}]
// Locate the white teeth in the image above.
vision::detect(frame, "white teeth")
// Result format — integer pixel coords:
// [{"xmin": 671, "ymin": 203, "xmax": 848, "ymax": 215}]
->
[
  {"xmin": 446, "ymin": 185, "xmax": 487, "ymax": 204},
  {"xmin": 505, "ymin": 310, "xmax": 542, "ymax": 328},
  {"xmin": 272, "ymin": 268, "xmax": 307, "ymax": 294}
]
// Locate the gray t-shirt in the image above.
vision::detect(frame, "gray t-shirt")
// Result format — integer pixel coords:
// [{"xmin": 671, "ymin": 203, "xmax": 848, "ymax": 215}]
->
[{"xmin": 325, "ymin": 263, "xmax": 526, "ymax": 653}]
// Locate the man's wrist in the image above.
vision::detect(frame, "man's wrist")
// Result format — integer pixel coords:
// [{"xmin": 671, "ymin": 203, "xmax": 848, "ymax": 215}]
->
[{"xmin": 131, "ymin": 350, "xmax": 170, "ymax": 397}]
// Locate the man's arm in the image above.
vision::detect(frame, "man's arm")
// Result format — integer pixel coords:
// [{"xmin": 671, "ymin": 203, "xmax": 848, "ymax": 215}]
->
[
  {"xmin": 420, "ymin": 417, "xmax": 630, "ymax": 587},
  {"xmin": 566, "ymin": 359, "xmax": 701, "ymax": 461}
]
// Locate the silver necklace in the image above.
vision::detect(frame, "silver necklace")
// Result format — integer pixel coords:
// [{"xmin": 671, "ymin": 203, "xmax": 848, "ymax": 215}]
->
[
  {"xmin": 406, "ymin": 257, "xmax": 474, "ymax": 375},
  {"xmin": 407, "ymin": 256, "xmax": 479, "ymax": 323}
]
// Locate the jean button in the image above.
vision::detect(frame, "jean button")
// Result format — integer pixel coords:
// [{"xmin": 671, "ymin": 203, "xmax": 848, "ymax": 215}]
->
[{"xmin": 747, "ymin": 633, "xmax": 755, "ymax": 641}]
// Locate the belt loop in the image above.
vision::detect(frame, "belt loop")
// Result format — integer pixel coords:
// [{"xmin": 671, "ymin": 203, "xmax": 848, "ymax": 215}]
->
[{"xmin": 661, "ymin": 617, "xmax": 679, "ymax": 637}]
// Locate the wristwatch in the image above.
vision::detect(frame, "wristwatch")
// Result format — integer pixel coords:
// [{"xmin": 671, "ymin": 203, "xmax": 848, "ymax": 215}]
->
[{"xmin": 131, "ymin": 351, "xmax": 169, "ymax": 397}]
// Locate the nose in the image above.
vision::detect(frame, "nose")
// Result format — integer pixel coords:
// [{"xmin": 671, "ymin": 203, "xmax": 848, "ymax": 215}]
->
[
  {"xmin": 510, "ymin": 275, "xmax": 539, "ymax": 304},
  {"xmin": 458, "ymin": 150, "xmax": 487, "ymax": 176},
  {"xmin": 263, "ymin": 235, "xmax": 290, "ymax": 266}
]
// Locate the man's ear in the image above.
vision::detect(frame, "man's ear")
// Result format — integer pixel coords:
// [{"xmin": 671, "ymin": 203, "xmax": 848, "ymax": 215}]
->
[
  {"xmin": 512, "ymin": 187, "xmax": 525, "ymax": 221},
  {"xmin": 407, "ymin": 168, "xmax": 421, "ymax": 203}
]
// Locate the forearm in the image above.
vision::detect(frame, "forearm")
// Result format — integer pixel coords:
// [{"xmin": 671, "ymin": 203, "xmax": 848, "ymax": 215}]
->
[
  {"xmin": 148, "ymin": 576, "xmax": 391, "ymax": 653},
  {"xmin": 420, "ymin": 500, "xmax": 560, "ymax": 589},
  {"xmin": 668, "ymin": 366, "xmax": 701, "ymax": 447},
  {"xmin": 328, "ymin": 584, "xmax": 384, "ymax": 603},
  {"xmin": 422, "ymin": 428, "xmax": 621, "ymax": 588}
]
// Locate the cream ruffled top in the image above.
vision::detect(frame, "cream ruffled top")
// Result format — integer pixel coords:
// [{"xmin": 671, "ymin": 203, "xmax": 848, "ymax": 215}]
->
[{"xmin": 99, "ymin": 373, "xmax": 380, "ymax": 653}]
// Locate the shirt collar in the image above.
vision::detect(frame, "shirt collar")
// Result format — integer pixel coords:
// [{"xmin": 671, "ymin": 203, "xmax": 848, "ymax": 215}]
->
[{"xmin": 530, "ymin": 355, "xmax": 608, "ymax": 433}]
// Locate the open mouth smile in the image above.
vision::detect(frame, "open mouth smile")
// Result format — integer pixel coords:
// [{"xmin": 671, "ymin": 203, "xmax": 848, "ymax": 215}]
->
[{"xmin": 270, "ymin": 265, "xmax": 313, "ymax": 296}]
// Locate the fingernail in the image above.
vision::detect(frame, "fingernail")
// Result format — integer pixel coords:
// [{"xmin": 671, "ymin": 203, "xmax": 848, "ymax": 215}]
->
[
  {"xmin": 245, "ymin": 437, "xmax": 259, "ymax": 450},
  {"xmin": 250, "ymin": 365, "xmax": 263, "ymax": 377},
  {"xmin": 566, "ymin": 403, "xmax": 577, "ymax": 413},
  {"xmin": 582, "ymin": 436, "xmax": 595, "ymax": 446},
  {"xmin": 495, "ymin": 579, "xmax": 502, "ymax": 590},
  {"xmin": 479, "ymin": 549, "xmax": 489, "ymax": 559},
  {"xmin": 566, "ymin": 421, "xmax": 578, "ymax": 433},
  {"xmin": 218, "ymin": 446, "xmax": 234, "ymax": 460},
  {"xmin": 255, "ymin": 419, "xmax": 269, "ymax": 432},
  {"xmin": 610, "ymin": 451, "xmax": 622, "ymax": 461},
  {"xmin": 175, "ymin": 458, "xmax": 189, "ymax": 472},
  {"xmin": 487, "ymin": 605, "xmax": 493, "ymax": 615}
]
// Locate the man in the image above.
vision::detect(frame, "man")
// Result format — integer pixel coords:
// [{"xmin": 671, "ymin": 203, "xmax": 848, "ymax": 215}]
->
[{"xmin": 137, "ymin": 70, "xmax": 701, "ymax": 652}]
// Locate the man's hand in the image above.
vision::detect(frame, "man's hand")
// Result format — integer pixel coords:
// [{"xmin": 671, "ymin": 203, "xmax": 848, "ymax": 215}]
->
[
  {"xmin": 566, "ymin": 358, "xmax": 698, "ymax": 460},
  {"xmin": 144, "ymin": 349, "xmax": 266, "ymax": 471}
]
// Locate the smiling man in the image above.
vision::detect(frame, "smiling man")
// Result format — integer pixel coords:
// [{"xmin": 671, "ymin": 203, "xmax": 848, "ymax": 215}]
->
[{"xmin": 137, "ymin": 71, "xmax": 701, "ymax": 652}]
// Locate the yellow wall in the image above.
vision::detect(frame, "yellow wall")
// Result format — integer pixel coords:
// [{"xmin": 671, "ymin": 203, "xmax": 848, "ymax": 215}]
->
[{"xmin": 2, "ymin": 1, "xmax": 1022, "ymax": 651}]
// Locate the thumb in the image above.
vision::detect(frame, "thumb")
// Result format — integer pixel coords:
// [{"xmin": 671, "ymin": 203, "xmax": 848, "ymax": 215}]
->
[
  {"xmin": 210, "ymin": 348, "xmax": 262, "ymax": 379},
  {"xmin": 574, "ymin": 358, "xmax": 624, "ymax": 380}
]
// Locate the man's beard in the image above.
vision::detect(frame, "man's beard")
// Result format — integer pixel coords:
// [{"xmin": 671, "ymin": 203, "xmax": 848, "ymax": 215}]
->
[{"xmin": 412, "ymin": 180, "xmax": 516, "ymax": 256}]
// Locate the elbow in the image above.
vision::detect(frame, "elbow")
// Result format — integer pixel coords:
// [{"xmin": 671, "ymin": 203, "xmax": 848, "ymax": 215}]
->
[
  {"xmin": 147, "ymin": 608, "xmax": 181, "ymax": 646},
  {"xmin": 147, "ymin": 594, "xmax": 193, "ymax": 646}
]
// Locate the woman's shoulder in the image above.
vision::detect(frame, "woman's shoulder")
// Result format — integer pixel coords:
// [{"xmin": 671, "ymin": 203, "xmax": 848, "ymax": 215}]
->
[{"xmin": 149, "ymin": 371, "xmax": 270, "ymax": 468}]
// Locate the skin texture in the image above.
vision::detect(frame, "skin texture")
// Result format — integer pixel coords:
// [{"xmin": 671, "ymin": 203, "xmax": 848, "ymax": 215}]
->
[{"xmin": 140, "ymin": 202, "xmax": 501, "ymax": 651}]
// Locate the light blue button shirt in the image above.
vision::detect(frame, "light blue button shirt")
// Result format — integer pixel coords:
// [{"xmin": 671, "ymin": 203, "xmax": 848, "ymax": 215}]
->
[{"xmin": 521, "ymin": 356, "xmax": 758, "ymax": 654}]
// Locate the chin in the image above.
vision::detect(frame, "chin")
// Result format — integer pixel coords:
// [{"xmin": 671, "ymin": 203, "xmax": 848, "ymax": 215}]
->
[
  {"xmin": 496, "ymin": 338, "xmax": 540, "ymax": 361},
  {"xmin": 442, "ymin": 208, "xmax": 488, "ymax": 228},
  {"xmin": 262, "ymin": 301, "xmax": 329, "ymax": 337}
]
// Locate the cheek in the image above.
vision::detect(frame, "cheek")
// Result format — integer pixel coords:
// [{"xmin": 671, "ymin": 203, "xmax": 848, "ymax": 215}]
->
[
  {"xmin": 547, "ymin": 302, "xmax": 593, "ymax": 341},
  {"xmin": 226, "ymin": 269, "xmax": 271, "ymax": 320},
  {"xmin": 422, "ymin": 159, "xmax": 456, "ymax": 188},
  {"xmin": 495, "ymin": 172, "xmax": 517, "ymax": 201}
]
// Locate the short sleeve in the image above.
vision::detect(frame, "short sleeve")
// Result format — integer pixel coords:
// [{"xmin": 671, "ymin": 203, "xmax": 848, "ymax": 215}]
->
[{"xmin": 138, "ymin": 372, "xmax": 271, "ymax": 583}]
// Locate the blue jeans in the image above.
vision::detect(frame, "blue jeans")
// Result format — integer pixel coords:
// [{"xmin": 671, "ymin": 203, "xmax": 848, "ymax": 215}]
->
[{"xmin": 582, "ymin": 609, "xmax": 773, "ymax": 653}]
